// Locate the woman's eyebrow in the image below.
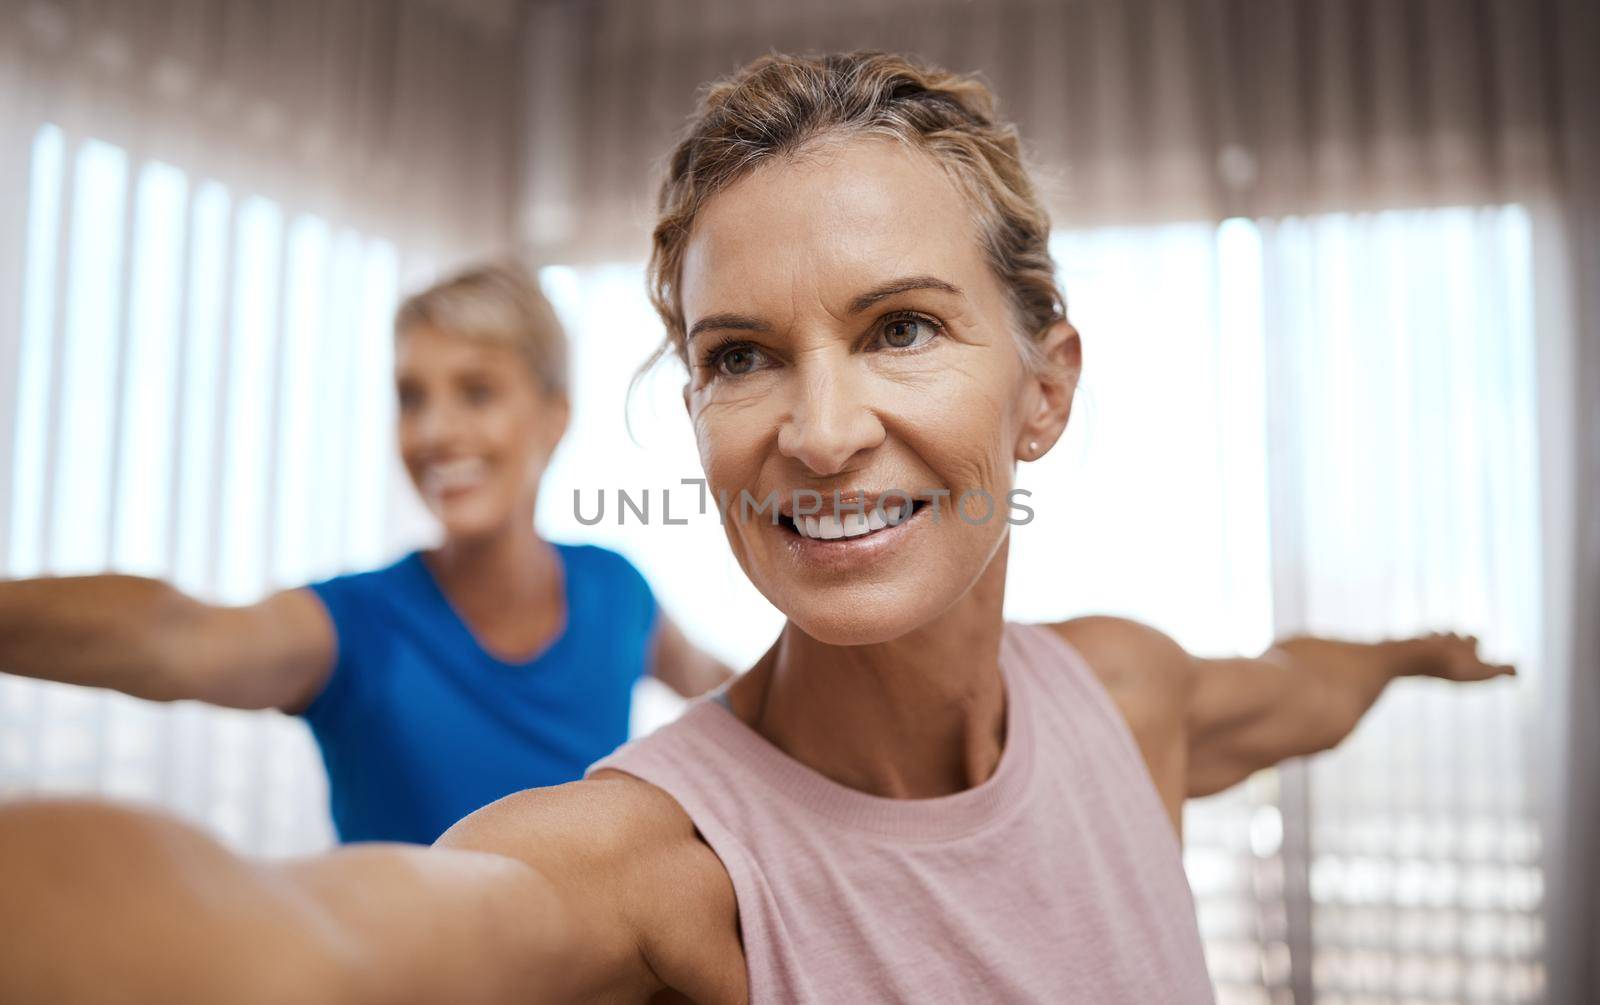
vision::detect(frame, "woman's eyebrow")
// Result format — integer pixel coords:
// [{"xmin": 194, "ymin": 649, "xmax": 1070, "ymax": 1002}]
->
[
  {"xmin": 687, "ymin": 312, "xmax": 771, "ymax": 343},
  {"xmin": 686, "ymin": 276, "xmax": 962, "ymax": 342},
  {"xmin": 848, "ymin": 275, "xmax": 964, "ymax": 314}
]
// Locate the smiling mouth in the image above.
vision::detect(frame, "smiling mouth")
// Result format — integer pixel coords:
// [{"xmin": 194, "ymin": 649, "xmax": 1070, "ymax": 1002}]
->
[
  {"xmin": 422, "ymin": 457, "xmax": 490, "ymax": 497},
  {"xmin": 777, "ymin": 500, "xmax": 930, "ymax": 542}
]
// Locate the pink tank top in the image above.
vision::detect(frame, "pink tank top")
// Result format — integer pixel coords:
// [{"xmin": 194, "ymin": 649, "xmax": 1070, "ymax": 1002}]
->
[{"xmin": 588, "ymin": 622, "xmax": 1214, "ymax": 1003}]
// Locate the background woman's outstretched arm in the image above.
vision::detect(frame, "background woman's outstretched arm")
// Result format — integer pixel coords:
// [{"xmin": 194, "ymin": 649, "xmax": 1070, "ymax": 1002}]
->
[
  {"xmin": 651, "ymin": 614, "xmax": 735, "ymax": 698},
  {"xmin": 0, "ymin": 576, "xmax": 335, "ymax": 710}
]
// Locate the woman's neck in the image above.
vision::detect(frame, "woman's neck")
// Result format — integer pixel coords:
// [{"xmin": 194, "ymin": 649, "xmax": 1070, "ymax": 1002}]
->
[
  {"xmin": 426, "ymin": 513, "xmax": 556, "ymax": 606},
  {"xmin": 737, "ymin": 542, "xmax": 1012, "ymax": 800}
]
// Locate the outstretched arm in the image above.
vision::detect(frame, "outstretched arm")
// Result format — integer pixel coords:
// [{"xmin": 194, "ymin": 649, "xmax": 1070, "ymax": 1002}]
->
[
  {"xmin": 651, "ymin": 614, "xmax": 735, "ymax": 698},
  {"xmin": 0, "ymin": 576, "xmax": 334, "ymax": 710},
  {"xmin": 1185, "ymin": 633, "xmax": 1515, "ymax": 796},
  {"xmin": 0, "ymin": 793, "xmax": 663, "ymax": 1004}
]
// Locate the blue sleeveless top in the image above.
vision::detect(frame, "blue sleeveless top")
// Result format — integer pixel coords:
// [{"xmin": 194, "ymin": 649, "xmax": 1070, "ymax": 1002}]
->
[{"xmin": 301, "ymin": 543, "xmax": 657, "ymax": 844}]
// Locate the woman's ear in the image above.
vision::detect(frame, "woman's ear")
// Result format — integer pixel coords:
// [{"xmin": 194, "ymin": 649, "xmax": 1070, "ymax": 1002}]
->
[{"xmin": 1014, "ymin": 320, "xmax": 1081, "ymax": 462}]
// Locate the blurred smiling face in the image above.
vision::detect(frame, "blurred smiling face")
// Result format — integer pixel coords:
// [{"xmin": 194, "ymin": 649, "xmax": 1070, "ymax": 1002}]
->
[
  {"xmin": 680, "ymin": 136, "xmax": 1062, "ymax": 645},
  {"xmin": 395, "ymin": 327, "xmax": 567, "ymax": 542}
]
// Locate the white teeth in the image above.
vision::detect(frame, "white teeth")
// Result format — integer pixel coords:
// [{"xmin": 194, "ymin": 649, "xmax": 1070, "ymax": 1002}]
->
[
  {"xmin": 793, "ymin": 504, "xmax": 909, "ymax": 541},
  {"xmin": 424, "ymin": 458, "xmax": 488, "ymax": 494}
]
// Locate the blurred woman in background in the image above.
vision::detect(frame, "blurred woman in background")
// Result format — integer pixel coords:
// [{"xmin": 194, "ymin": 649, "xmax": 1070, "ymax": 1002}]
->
[{"xmin": 0, "ymin": 262, "xmax": 730, "ymax": 844}]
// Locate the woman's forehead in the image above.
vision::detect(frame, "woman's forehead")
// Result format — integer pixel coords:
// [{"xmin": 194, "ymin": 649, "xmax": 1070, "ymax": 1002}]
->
[
  {"xmin": 680, "ymin": 137, "xmax": 997, "ymax": 321},
  {"xmin": 395, "ymin": 326, "xmax": 518, "ymax": 375}
]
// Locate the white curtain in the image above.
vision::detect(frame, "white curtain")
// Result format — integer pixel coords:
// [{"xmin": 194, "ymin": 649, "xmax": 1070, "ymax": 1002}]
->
[
  {"xmin": 1263, "ymin": 207, "xmax": 1546, "ymax": 1002},
  {"xmin": 0, "ymin": 119, "xmax": 413, "ymax": 853},
  {"xmin": 0, "ymin": 0, "xmax": 519, "ymax": 854},
  {"xmin": 0, "ymin": 0, "xmax": 517, "ymax": 266},
  {"xmin": 516, "ymin": 0, "xmax": 1570, "ymax": 264}
]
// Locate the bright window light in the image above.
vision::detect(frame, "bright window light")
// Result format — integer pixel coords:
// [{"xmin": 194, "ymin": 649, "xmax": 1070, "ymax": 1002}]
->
[
  {"xmin": 113, "ymin": 160, "xmax": 188, "ymax": 576},
  {"xmin": 9, "ymin": 123, "xmax": 65, "ymax": 577},
  {"xmin": 52, "ymin": 139, "xmax": 129, "ymax": 574}
]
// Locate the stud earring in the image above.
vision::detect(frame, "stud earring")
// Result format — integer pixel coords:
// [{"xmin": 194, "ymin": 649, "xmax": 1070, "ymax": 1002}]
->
[{"xmin": 1027, "ymin": 440, "xmax": 1039, "ymax": 456}]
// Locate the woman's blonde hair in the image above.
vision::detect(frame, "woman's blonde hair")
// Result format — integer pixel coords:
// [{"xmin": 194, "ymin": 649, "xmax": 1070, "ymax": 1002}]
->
[
  {"xmin": 395, "ymin": 261, "xmax": 569, "ymax": 396},
  {"xmin": 647, "ymin": 50, "xmax": 1065, "ymax": 373}
]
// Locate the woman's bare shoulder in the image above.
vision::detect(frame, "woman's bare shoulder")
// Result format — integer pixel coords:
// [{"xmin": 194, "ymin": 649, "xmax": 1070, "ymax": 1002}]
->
[
  {"xmin": 1044, "ymin": 617, "xmax": 1194, "ymax": 833},
  {"xmin": 439, "ymin": 772, "xmax": 745, "ymax": 1003},
  {"xmin": 439, "ymin": 771, "xmax": 695, "ymax": 859},
  {"xmin": 1042, "ymin": 616, "xmax": 1195, "ymax": 698}
]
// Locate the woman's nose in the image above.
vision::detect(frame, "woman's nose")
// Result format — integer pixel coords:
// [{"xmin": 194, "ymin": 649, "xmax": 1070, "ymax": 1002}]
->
[
  {"xmin": 776, "ymin": 366, "xmax": 886, "ymax": 476},
  {"xmin": 410, "ymin": 399, "xmax": 464, "ymax": 449}
]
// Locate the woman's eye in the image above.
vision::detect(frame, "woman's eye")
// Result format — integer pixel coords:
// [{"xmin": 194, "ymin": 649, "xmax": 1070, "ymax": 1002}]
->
[
  {"xmin": 463, "ymin": 384, "xmax": 495, "ymax": 404},
  {"xmin": 873, "ymin": 314, "xmax": 941, "ymax": 351},
  {"xmin": 709, "ymin": 343, "xmax": 768, "ymax": 377}
]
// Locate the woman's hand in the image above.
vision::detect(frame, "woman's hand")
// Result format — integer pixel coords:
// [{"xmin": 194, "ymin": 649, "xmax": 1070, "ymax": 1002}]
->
[{"xmin": 1388, "ymin": 632, "xmax": 1517, "ymax": 682}]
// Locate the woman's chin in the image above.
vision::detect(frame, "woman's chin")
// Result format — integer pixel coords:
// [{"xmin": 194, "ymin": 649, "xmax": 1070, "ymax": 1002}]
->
[
  {"xmin": 783, "ymin": 601, "xmax": 937, "ymax": 648},
  {"xmin": 434, "ymin": 503, "xmax": 511, "ymax": 543}
]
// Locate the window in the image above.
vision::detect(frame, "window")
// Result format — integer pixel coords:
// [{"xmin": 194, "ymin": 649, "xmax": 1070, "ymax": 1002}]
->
[{"xmin": 0, "ymin": 124, "xmax": 402, "ymax": 855}]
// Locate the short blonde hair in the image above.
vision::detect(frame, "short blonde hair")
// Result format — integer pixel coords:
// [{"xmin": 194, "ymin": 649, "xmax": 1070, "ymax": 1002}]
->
[
  {"xmin": 395, "ymin": 261, "xmax": 569, "ymax": 396},
  {"xmin": 648, "ymin": 50, "xmax": 1065, "ymax": 374}
]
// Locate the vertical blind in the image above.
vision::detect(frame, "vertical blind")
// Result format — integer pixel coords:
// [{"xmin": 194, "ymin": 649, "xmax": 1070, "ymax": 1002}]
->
[
  {"xmin": 1265, "ymin": 208, "xmax": 1545, "ymax": 1004},
  {"xmin": 0, "ymin": 0, "xmax": 518, "ymax": 856},
  {"xmin": 518, "ymin": 0, "xmax": 1572, "ymax": 265},
  {"xmin": 0, "ymin": 121, "xmax": 411, "ymax": 855}
]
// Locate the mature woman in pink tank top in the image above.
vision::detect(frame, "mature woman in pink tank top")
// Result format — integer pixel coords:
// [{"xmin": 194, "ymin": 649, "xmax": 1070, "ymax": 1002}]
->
[{"xmin": 0, "ymin": 52, "xmax": 1513, "ymax": 1004}]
